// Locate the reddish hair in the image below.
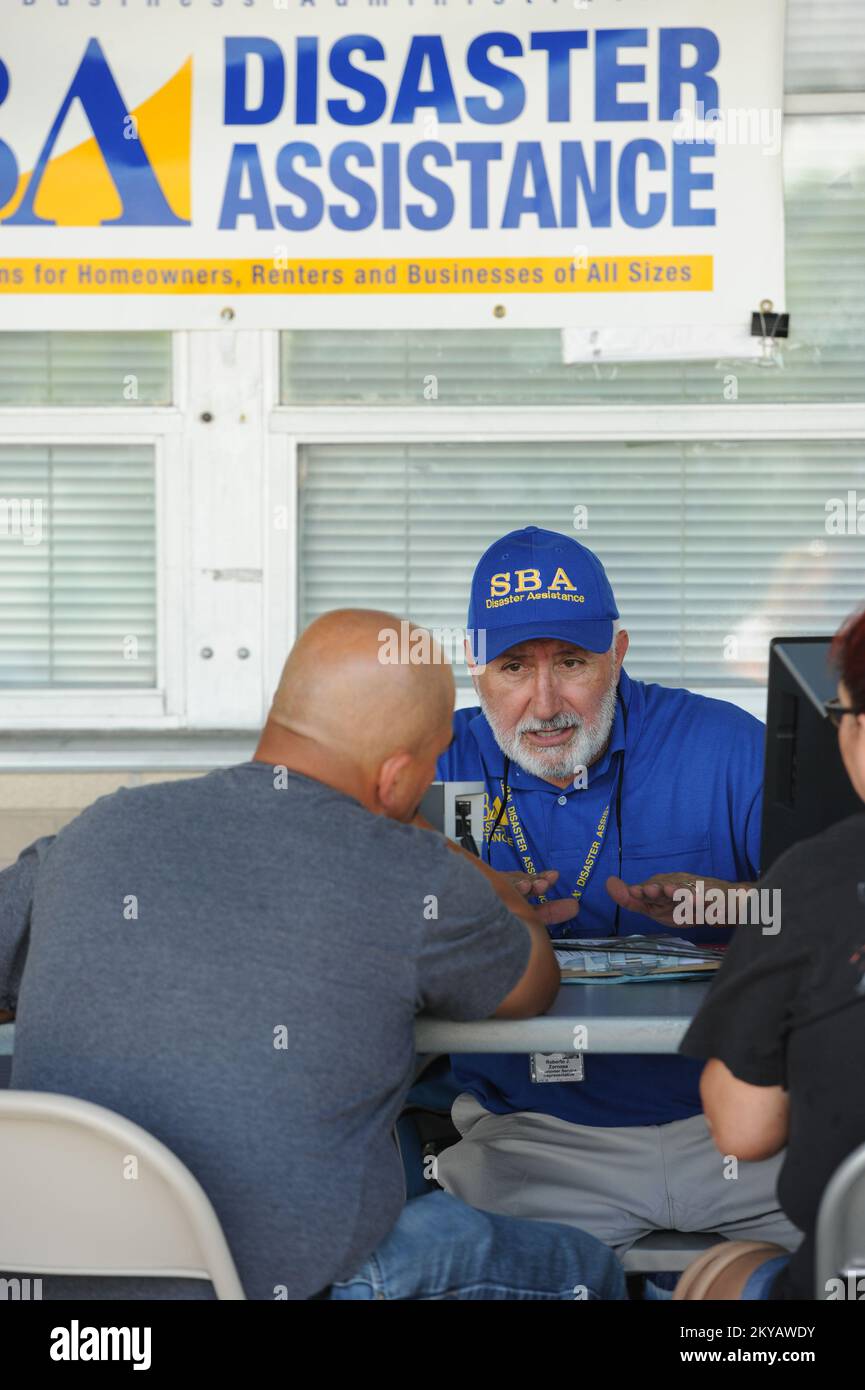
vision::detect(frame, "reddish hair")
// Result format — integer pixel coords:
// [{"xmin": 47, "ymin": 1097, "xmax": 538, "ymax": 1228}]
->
[{"xmin": 830, "ymin": 605, "xmax": 865, "ymax": 710}]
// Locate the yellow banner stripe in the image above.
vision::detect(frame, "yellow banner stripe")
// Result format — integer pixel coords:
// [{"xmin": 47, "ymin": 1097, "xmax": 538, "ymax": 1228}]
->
[{"xmin": 0, "ymin": 256, "xmax": 713, "ymax": 294}]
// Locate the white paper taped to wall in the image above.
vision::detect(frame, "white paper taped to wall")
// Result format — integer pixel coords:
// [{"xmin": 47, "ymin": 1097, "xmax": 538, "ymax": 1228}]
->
[{"xmin": 561, "ymin": 324, "xmax": 773, "ymax": 364}]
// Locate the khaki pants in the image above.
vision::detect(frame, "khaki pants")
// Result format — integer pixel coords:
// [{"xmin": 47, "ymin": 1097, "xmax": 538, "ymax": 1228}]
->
[{"xmin": 436, "ymin": 1093, "xmax": 802, "ymax": 1259}]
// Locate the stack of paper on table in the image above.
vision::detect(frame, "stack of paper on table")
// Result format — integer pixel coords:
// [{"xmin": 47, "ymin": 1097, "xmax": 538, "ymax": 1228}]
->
[{"xmin": 553, "ymin": 935, "xmax": 725, "ymax": 984}]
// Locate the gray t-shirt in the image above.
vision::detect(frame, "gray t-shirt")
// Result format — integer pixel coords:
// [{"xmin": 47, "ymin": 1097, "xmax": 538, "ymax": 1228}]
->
[{"xmin": 0, "ymin": 762, "xmax": 531, "ymax": 1300}]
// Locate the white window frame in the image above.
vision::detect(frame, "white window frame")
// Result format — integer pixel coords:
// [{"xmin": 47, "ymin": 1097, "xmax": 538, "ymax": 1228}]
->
[{"xmin": 0, "ymin": 354, "xmax": 188, "ymax": 729}]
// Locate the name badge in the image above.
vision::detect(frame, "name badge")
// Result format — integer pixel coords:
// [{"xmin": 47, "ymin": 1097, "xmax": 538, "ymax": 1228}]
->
[{"xmin": 529, "ymin": 1052, "xmax": 585, "ymax": 1083}]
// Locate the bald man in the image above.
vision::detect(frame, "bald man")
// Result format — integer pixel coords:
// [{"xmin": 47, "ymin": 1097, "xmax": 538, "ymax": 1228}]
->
[{"xmin": 0, "ymin": 609, "xmax": 626, "ymax": 1303}]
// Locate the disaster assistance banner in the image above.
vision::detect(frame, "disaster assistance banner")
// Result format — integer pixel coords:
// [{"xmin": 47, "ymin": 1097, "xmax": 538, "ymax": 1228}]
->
[{"xmin": 0, "ymin": 0, "xmax": 786, "ymax": 339}]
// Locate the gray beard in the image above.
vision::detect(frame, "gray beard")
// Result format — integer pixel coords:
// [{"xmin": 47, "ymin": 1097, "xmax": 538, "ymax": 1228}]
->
[{"xmin": 478, "ymin": 672, "xmax": 620, "ymax": 782}]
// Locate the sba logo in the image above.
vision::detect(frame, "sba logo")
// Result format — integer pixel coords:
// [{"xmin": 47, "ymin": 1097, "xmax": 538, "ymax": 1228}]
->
[
  {"xmin": 0, "ymin": 38, "xmax": 190, "ymax": 226},
  {"xmin": 490, "ymin": 568, "xmax": 580, "ymax": 597}
]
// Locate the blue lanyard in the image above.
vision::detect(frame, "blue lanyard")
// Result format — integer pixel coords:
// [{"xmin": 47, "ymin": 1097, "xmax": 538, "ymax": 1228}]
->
[
  {"xmin": 480, "ymin": 691, "xmax": 629, "ymax": 927},
  {"xmin": 489, "ymin": 766, "xmax": 620, "ymax": 904}
]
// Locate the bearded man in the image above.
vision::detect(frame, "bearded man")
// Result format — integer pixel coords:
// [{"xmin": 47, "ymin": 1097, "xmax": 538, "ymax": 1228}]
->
[{"xmin": 434, "ymin": 526, "xmax": 801, "ymax": 1272}]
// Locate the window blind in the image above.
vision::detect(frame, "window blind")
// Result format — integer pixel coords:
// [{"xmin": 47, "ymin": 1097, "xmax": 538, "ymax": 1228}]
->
[
  {"xmin": 298, "ymin": 439, "xmax": 865, "ymax": 689},
  {"xmin": 280, "ymin": 116, "xmax": 865, "ymax": 407},
  {"xmin": 0, "ymin": 332, "xmax": 172, "ymax": 406},
  {"xmin": 0, "ymin": 445, "xmax": 157, "ymax": 688},
  {"xmin": 785, "ymin": 0, "xmax": 865, "ymax": 92}
]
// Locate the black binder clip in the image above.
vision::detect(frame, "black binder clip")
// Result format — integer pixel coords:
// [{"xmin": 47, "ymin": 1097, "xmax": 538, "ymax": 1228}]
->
[
  {"xmin": 751, "ymin": 299, "xmax": 789, "ymax": 366},
  {"xmin": 751, "ymin": 299, "xmax": 789, "ymax": 340}
]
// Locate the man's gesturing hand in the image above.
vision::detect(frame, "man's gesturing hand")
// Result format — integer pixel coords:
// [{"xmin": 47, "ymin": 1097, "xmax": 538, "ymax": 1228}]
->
[
  {"xmin": 504, "ymin": 868, "xmax": 579, "ymax": 929},
  {"xmin": 412, "ymin": 809, "xmax": 579, "ymax": 932},
  {"xmin": 605, "ymin": 873, "xmax": 741, "ymax": 929}
]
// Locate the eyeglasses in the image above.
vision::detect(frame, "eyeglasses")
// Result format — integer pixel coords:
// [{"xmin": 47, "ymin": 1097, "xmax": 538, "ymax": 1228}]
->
[{"xmin": 824, "ymin": 697, "xmax": 863, "ymax": 729}]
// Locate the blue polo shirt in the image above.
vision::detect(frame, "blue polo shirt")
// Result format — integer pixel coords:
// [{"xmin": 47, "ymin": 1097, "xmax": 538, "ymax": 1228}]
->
[{"xmin": 436, "ymin": 667, "xmax": 765, "ymax": 1127}]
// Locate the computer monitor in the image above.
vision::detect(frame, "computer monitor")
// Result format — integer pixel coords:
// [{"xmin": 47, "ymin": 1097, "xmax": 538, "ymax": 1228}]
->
[{"xmin": 760, "ymin": 636, "xmax": 862, "ymax": 872}]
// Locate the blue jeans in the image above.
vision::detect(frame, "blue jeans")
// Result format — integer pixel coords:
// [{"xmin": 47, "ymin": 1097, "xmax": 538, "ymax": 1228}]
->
[
  {"xmin": 741, "ymin": 1255, "xmax": 790, "ymax": 1300},
  {"xmin": 329, "ymin": 1191, "xmax": 628, "ymax": 1301}
]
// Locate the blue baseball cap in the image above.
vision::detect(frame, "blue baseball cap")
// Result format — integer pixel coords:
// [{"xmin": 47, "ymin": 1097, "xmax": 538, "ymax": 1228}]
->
[{"xmin": 467, "ymin": 526, "xmax": 619, "ymax": 664}]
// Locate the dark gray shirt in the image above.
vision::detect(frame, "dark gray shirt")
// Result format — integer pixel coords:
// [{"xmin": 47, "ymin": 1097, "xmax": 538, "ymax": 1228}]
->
[
  {"xmin": 680, "ymin": 813, "xmax": 865, "ymax": 1301},
  {"xmin": 0, "ymin": 762, "xmax": 531, "ymax": 1300}
]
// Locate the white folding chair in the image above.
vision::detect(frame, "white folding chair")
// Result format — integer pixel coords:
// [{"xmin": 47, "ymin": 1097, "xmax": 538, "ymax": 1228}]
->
[
  {"xmin": 816, "ymin": 1140, "xmax": 865, "ymax": 1299},
  {"xmin": 0, "ymin": 1090, "xmax": 245, "ymax": 1299}
]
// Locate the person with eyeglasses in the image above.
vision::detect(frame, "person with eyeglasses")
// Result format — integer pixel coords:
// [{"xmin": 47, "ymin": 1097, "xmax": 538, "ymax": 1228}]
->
[
  {"xmin": 825, "ymin": 693, "xmax": 865, "ymax": 728},
  {"xmin": 675, "ymin": 604, "xmax": 865, "ymax": 1300}
]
